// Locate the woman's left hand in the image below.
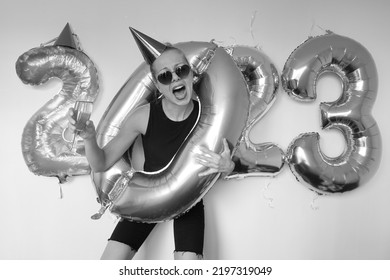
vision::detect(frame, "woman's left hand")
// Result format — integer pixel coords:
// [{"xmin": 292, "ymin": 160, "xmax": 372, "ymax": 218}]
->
[{"xmin": 195, "ymin": 138, "xmax": 235, "ymax": 177}]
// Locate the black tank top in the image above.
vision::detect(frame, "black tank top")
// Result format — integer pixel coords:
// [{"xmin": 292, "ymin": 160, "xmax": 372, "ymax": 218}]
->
[{"xmin": 141, "ymin": 98, "xmax": 199, "ymax": 172}]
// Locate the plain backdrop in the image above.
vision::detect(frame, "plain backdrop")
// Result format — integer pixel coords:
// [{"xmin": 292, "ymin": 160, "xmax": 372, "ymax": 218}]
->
[{"xmin": 0, "ymin": 0, "xmax": 389, "ymax": 260}]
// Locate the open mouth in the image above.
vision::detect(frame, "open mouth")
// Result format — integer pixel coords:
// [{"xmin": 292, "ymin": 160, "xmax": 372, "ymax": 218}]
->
[{"xmin": 172, "ymin": 85, "xmax": 186, "ymax": 99}]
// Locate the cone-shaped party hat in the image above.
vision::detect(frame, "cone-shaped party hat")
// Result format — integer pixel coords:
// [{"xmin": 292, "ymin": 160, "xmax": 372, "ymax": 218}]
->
[
  {"xmin": 129, "ymin": 27, "xmax": 168, "ymax": 65},
  {"xmin": 54, "ymin": 23, "xmax": 78, "ymax": 49}
]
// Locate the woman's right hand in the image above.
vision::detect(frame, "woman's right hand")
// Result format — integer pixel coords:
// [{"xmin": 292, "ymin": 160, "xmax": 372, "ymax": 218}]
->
[
  {"xmin": 195, "ymin": 138, "xmax": 235, "ymax": 177},
  {"xmin": 67, "ymin": 108, "xmax": 96, "ymax": 140}
]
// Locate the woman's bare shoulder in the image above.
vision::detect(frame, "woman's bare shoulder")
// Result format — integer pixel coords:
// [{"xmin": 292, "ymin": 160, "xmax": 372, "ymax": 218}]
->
[{"xmin": 122, "ymin": 103, "xmax": 150, "ymax": 134}]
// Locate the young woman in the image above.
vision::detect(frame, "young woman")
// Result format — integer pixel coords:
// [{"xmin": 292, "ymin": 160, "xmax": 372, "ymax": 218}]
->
[{"xmin": 68, "ymin": 28, "xmax": 234, "ymax": 260}]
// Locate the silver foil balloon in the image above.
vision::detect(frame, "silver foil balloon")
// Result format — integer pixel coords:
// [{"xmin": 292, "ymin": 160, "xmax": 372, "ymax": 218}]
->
[
  {"xmin": 17, "ymin": 45, "xmax": 99, "ymax": 183},
  {"xmin": 91, "ymin": 43, "xmax": 284, "ymax": 222},
  {"xmin": 282, "ymin": 31, "xmax": 382, "ymax": 193},
  {"xmin": 91, "ymin": 41, "xmax": 221, "ymax": 221},
  {"xmin": 224, "ymin": 46, "xmax": 285, "ymax": 179},
  {"xmin": 109, "ymin": 47, "xmax": 251, "ymax": 222}
]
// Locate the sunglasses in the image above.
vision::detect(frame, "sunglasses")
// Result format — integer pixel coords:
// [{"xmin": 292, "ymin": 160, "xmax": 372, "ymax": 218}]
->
[{"xmin": 157, "ymin": 64, "xmax": 191, "ymax": 85}]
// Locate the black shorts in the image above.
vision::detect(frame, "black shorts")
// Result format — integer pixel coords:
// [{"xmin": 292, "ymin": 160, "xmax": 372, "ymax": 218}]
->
[{"xmin": 109, "ymin": 201, "xmax": 205, "ymax": 255}]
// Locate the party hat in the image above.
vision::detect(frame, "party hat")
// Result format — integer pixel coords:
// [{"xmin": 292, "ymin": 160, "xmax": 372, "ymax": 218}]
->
[
  {"xmin": 129, "ymin": 27, "xmax": 168, "ymax": 65},
  {"xmin": 54, "ymin": 23, "xmax": 78, "ymax": 49}
]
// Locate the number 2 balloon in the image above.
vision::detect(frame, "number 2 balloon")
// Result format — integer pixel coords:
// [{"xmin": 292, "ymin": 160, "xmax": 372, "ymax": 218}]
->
[{"xmin": 16, "ymin": 23, "xmax": 99, "ymax": 183}]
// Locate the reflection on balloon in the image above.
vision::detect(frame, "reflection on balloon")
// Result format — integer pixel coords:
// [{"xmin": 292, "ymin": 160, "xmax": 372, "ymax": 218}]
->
[
  {"xmin": 91, "ymin": 43, "xmax": 283, "ymax": 222},
  {"xmin": 92, "ymin": 43, "xmax": 248, "ymax": 222},
  {"xmin": 225, "ymin": 46, "xmax": 284, "ymax": 179},
  {"xmin": 17, "ymin": 31, "xmax": 99, "ymax": 183},
  {"xmin": 282, "ymin": 31, "xmax": 381, "ymax": 194},
  {"xmin": 91, "ymin": 42, "xmax": 218, "ymax": 220}
]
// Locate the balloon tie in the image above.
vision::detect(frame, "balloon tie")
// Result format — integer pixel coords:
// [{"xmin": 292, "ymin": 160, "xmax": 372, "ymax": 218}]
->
[
  {"xmin": 309, "ymin": 19, "xmax": 326, "ymax": 38},
  {"xmin": 250, "ymin": 10, "xmax": 262, "ymax": 50},
  {"xmin": 310, "ymin": 192, "xmax": 321, "ymax": 210},
  {"xmin": 262, "ymin": 180, "xmax": 274, "ymax": 208},
  {"xmin": 58, "ymin": 183, "xmax": 63, "ymax": 199}
]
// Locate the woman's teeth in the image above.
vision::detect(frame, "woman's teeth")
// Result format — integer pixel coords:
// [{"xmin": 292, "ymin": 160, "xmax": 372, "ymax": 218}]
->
[
  {"xmin": 173, "ymin": 85, "xmax": 184, "ymax": 92},
  {"xmin": 173, "ymin": 85, "xmax": 186, "ymax": 99}
]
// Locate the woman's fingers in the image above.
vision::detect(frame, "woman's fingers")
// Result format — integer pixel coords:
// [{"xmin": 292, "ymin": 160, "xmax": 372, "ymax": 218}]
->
[
  {"xmin": 222, "ymin": 138, "xmax": 230, "ymax": 152},
  {"xmin": 196, "ymin": 151, "xmax": 219, "ymax": 163},
  {"xmin": 195, "ymin": 148, "xmax": 221, "ymax": 167},
  {"xmin": 196, "ymin": 158, "xmax": 219, "ymax": 169},
  {"xmin": 198, "ymin": 169, "xmax": 215, "ymax": 177},
  {"xmin": 196, "ymin": 139, "xmax": 233, "ymax": 176},
  {"xmin": 67, "ymin": 108, "xmax": 96, "ymax": 140}
]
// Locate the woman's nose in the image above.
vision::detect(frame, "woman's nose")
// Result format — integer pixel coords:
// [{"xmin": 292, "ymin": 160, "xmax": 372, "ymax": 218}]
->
[{"xmin": 171, "ymin": 71, "xmax": 180, "ymax": 81}]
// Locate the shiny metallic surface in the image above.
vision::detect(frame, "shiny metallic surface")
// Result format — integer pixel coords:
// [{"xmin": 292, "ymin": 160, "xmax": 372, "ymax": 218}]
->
[
  {"xmin": 110, "ymin": 47, "xmax": 250, "ymax": 222},
  {"xmin": 226, "ymin": 46, "xmax": 284, "ymax": 179},
  {"xmin": 92, "ymin": 42, "xmax": 221, "ymax": 221},
  {"xmin": 92, "ymin": 42, "xmax": 285, "ymax": 222},
  {"xmin": 17, "ymin": 46, "xmax": 99, "ymax": 183},
  {"xmin": 282, "ymin": 32, "xmax": 381, "ymax": 193}
]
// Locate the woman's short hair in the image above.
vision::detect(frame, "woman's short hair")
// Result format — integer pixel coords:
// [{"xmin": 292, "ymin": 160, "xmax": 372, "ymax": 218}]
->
[{"xmin": 149, "ymin": 45, "xmax": 189, "ymax": 79}]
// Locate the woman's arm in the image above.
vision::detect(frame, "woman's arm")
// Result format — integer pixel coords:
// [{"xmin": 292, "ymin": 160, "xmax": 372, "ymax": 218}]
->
[{"xmin": 68, "ymin": 104, "xmax": 149, "ymax": 172}]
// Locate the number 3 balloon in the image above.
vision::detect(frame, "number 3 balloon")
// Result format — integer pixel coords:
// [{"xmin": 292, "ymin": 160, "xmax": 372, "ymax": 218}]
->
[{"xmin": 282, "ymin": 31, "xmax": 382, "ymax": 194}]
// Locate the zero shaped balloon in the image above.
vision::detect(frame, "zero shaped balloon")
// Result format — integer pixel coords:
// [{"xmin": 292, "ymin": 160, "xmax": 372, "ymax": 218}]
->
[{"xmin": 91, "ymin": 42, "xmax": 282, "ymax": 222}]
